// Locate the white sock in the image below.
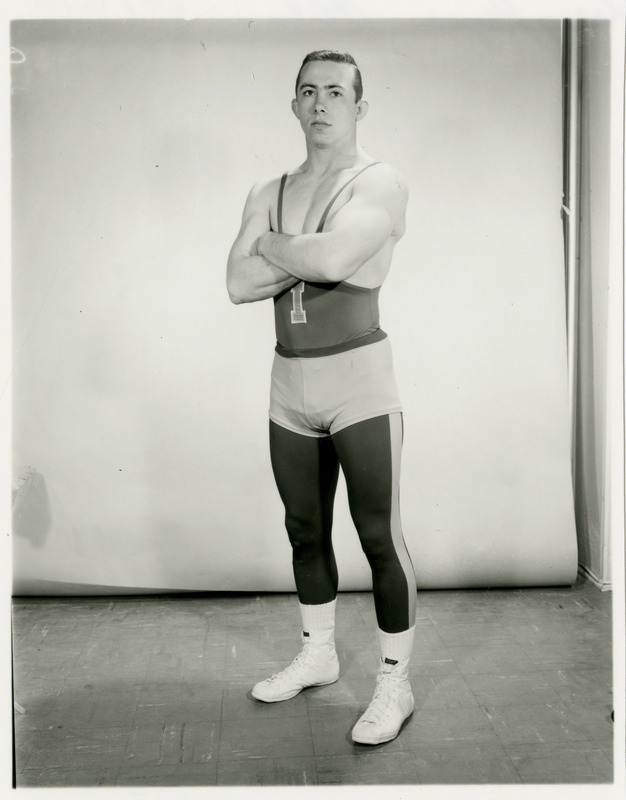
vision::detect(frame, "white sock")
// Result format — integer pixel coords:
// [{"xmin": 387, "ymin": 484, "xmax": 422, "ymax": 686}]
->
[
  {"xmin": 299, "ymin": 598, "xmax": 337, "ymax": 634},
  {"xmin": 378, "ymin": 625, "xmax": 415, "ymax": 663}
]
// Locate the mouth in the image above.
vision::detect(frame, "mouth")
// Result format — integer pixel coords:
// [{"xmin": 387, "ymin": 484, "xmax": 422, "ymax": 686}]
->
[{"xmin": 311, "ymin": 120, "xmax": 330, "ymax": 128}]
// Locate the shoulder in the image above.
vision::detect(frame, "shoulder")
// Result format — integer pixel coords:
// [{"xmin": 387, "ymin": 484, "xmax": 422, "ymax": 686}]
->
[
  {"xmin": 239, "ymin": 174, "xmax": 286, "ymax": 225},
  {"xmin": 354, "ymin": 161, "xmax": 409, "ymax": 207},
  {"xmin": 246, "ymin": 174, "xmax": 283, "ymax": 207}
]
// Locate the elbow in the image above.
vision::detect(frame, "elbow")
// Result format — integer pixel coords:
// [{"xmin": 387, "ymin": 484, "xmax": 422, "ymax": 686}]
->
[
  {"xmin": 227, "ymin": 278, "xmax": 246, "ymax": 305},
  {"xmin": 226, "ymin": 266, "xmax": 248, "ymax": 304},
  {"xmin": 320, "ymin": 236, "xmax": 368, "ymax": 282},
  {"xmin": 227, "ymin": 279, "xmax": 241, "ymax": 304},
  {"xmin": 228, "ymin": 284, "xmax": 247, "ymax": 305},
  {"xmin": 324, "ymin": 253, "xmax": 358, "ymax": 283}
]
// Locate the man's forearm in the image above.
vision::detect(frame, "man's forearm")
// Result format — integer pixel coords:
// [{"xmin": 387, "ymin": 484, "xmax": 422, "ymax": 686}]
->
[
  {"xmin": 227, "ymin": 253, "xmax": 300, "ymax": 304},
  {"xmin": 257, "ymin": 231, "xmax": 349, "ymax": 283}
]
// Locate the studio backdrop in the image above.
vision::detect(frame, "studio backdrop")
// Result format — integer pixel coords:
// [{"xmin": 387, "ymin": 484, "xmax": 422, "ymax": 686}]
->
[{"xmin": 12, "ymin": 18, "xmax": 578, "ymax": 594}]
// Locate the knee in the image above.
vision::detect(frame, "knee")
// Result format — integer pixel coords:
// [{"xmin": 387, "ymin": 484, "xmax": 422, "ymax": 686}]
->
[
  {"xmin": 361, "ymin": 538, "xmax": 395, "ymax": 569},
  {"xmin": 285, "ymin": 509, "xmax": 325, "ymax": 553},
  {"xmin": 356, "ymin": 520, "xmax": 396, "ymax": 567}
]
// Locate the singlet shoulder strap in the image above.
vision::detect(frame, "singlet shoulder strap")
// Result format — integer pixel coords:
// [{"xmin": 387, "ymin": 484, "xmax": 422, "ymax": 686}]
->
[
  {"xmin": 277, "ymin": 173, "xmax": 288, "ymax": 234},
  {"xmin": 316, "ymin": 161, "xmax": 381, "ymax": 232}
]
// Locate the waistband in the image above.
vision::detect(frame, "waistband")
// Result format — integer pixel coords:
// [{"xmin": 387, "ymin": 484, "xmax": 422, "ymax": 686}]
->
[{"xmin": 275, "ymin": 328, "xmax": 387, "ymax": 359}]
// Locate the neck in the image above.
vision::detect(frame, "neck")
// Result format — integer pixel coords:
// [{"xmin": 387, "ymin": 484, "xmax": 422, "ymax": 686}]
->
[{"xmin": 303, "ymin": 139, "xmax": 362, "ymax": 176}]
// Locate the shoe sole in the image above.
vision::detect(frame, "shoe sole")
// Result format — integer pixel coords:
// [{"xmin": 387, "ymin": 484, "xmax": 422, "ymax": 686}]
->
[{"xmin": 251, "ymin": 675, "xmax": 339, "ymax": 703}]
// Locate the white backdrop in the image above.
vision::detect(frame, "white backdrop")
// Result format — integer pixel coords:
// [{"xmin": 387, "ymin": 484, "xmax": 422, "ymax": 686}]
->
[{"xmin": 11, "ymin": 18, "xmax": 578, "ymax": 593}]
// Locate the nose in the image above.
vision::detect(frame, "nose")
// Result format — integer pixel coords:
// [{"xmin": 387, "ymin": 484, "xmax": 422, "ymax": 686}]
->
[{"xmin": 314, "ymin": 97, "xmax": 327, "ymax": 113}]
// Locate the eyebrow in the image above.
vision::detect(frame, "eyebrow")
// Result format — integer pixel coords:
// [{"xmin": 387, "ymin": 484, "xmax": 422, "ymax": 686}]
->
[{"xmin": 299, "ymin": 83, "xmax": 346, "ymax": 92}]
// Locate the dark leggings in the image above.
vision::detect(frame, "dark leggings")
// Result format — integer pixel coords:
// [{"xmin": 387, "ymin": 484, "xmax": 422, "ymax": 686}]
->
[{"xmin": 269, "ymin": 412, "xmax": 416, "ymax": 633}]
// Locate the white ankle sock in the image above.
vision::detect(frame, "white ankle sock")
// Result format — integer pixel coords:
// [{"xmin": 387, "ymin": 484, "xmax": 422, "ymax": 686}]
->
[
  {"xmin": 299, "ymin": 598, "xmax": 337, "ymax": 634},
  {"xmin": 378, "ymin": 625, "xmax": 415, "ymax": 663}
]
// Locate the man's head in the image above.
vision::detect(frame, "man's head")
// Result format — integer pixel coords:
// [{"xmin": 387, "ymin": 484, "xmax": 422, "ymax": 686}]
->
[
  {"xmin": 295, "ymin": 50, "xmax": 363, "ymax": 103},
  {"xmin": 292, "ymin": 51, "xmax": 368, "ymax": 147}
]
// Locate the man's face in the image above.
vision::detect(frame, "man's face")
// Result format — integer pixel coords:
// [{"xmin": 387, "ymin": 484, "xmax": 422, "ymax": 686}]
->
[{"xmin": 292, "ymin": 60, "xmax": 365, "ymax": 147}]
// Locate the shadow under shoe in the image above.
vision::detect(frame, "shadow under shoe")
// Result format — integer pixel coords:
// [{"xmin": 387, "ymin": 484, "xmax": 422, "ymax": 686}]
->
[
  {"xmin": 351, "ymin": 657, "xmax": 414, "ymax": 745},
  {"xmin": 251, "ymin": 632, "xmax": 339, "ymax": 703}
]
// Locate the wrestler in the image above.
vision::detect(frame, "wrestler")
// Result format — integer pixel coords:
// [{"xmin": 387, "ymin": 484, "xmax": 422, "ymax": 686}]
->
[{"xmin": 227, "ymin": 50, "xmax": 416, "ymax": 745}]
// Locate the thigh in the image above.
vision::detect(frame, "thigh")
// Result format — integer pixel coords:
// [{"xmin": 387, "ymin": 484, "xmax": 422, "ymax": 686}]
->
[
  {"xmin": 331, "ymin": 413, "xmax": 403, "ymax": 522},
  {"xmin": 269, "ymin": 421, "xmax": 340, "ymax": 521}
]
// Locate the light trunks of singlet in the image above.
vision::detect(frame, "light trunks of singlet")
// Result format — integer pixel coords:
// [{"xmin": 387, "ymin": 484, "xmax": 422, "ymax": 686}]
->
[{"xmin": 273, "ymin": 162, "xmax": 387, "ymax": 358}]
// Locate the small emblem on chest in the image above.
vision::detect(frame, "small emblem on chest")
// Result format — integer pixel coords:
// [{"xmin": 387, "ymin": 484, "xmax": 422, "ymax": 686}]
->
[{"xmin": 290, "ymin": 282, "xmax": 307, "ymax": 324}]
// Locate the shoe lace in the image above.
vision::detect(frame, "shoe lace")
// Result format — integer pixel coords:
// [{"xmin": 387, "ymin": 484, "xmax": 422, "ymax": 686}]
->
[
  {"xmin": 360, "ymin": 669, "xmax": 402, "ymax": 724},
  {"xmin": 266, "ymin": 642, "xmax": 314, "ymax": 684}
]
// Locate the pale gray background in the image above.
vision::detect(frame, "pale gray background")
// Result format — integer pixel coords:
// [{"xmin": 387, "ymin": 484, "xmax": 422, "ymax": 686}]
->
[{"xmin": 12, "ymin": 18, "xmax": 578, "ymax": 593}]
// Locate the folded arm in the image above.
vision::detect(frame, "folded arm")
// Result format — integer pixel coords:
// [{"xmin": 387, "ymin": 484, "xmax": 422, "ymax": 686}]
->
[
  {"xmin": 256, "ymin": 166, "xmax": 408, "ymax": 283},
  {"xmin": 227, "ymin": 181, "xmax": 300, "ymax": 304}
]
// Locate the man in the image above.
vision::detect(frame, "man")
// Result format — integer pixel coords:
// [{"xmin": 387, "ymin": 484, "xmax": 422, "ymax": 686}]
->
[{"xmin": 227, "ymin": 50, "xmax": 417, "ymax": 745}]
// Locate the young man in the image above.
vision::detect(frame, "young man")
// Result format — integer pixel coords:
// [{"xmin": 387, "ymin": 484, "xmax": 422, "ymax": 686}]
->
[{"xmin": 227, "ymin": 50, "xmax": 417, "ymax": 745}]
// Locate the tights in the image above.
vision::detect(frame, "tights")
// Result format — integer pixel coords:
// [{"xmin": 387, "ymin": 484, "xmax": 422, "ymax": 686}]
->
[{"xmin": 269, "ymin": 412, "xmax": 416, "ymax": 633}]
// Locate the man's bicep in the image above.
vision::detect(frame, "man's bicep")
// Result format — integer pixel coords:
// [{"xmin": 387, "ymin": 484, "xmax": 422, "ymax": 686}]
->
[
  {"xmin": 324, "ymin": 194, "xmax": 395, "ymax": 250},
  {"xmin": 328, "ymin": 172, "xmax": 405, "ymax": 235},
  {"xmin": 231, "ymin": 184, "xmax": 273, "ymax": 256}
]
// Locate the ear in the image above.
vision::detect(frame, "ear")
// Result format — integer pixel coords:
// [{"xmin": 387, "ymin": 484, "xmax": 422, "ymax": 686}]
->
[
  {"xmin": 291, "ymin": 98, "xmax": 300, "ymax": 119},
  {"xmin": 355, "ymin": 99, "xmax": 369, "ymax": 121}
]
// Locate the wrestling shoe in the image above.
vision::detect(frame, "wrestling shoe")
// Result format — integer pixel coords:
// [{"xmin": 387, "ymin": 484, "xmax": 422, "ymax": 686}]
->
[
  {"xmin": 251, "ymin": 631, "xmax": 339, "ymax": 702},
  {"xmin": 351, "ymin": 657, "xmax": 414, "ymax": 745}
]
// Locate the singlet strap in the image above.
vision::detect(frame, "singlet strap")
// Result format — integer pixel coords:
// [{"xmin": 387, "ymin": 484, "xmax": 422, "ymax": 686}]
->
[
  {"xmin": 316, "ymin": 161, "xmax": 381, "ymax": 232},
  {"xmin": 277, "ymin": 173, "xmax": 288, "ymax": 234}
]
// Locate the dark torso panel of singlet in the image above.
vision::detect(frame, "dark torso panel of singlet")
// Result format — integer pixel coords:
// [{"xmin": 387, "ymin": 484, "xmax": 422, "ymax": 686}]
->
[{"xmin": 273, "ymin": 162, "xmax": 387, "ymax": 358}]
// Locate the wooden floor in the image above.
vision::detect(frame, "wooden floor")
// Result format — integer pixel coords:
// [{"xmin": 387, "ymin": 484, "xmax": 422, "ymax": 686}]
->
[{"xmin": 12, "ymin": 576, "xmax": 614, "ymax": 786}]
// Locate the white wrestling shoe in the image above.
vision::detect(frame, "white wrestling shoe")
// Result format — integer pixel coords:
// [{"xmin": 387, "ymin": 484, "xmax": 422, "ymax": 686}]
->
[
  {"xmin": 251, "ymin": 630, "xmax": 339, "ymax": 702},
  {"xmin": 351, "ymin": 657, "xmax": 414, "ymax": 745}
]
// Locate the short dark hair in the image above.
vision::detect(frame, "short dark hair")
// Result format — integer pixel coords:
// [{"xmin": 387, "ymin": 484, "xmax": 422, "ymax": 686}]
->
[{"xmin": 295, "ymin": 50, "xmax": 363, "ymax": 102}]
